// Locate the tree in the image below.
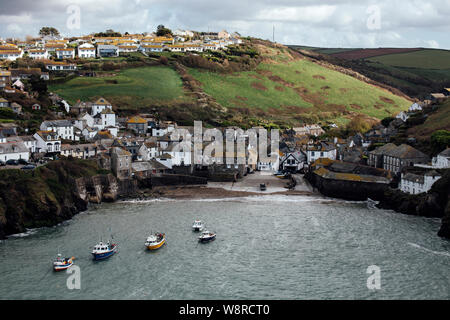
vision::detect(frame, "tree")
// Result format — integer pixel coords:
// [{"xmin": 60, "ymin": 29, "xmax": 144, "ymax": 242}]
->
[
  {"xmin": 381, "ymin": 116, "xmax": 395, "ymax": 128},
  {"xmin": 39, "ymin": 27, "xmax": 60, "ymax": 38},
  {"xmin": 431, "ymin": 130, "xmax": 450, "ymax": 153},
  {"xmin": 156, "ymin": 25, "xmax": 172, "ymax": 37},
  {"xmin": 29, "ymin": 75, "xmax": 48, "ymax": 97}
]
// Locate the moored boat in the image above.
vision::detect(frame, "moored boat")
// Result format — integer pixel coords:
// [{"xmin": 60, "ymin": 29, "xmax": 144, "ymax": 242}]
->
[
  {"xmin": 192, "ymin": 220, "xmax": 204, "ymax": 232},
  {"xmin": 198, "ymin": 230, "xmax": 216, "ymax": 243},
  {"xmin": 145, "ymin": 233, "xmax": 166, "ymax": 250},
  {"xmin": 53, "ymin": 254, "xmax": 74, "ymax": 271},
  {"xmin": 91, "ymin": 240, "xmax": 117, "ymax": 260}
]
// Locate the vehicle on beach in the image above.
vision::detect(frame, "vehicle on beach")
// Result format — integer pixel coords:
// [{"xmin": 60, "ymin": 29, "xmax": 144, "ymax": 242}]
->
[
  {"xmin": 192, "ymin": 220, "xmax": 204, "ymax": 232},
  {"xmin": 145, "ymin": 233, "xmax": 166, "ymax": 250},
  {"xmin": 274, "ymin": 171, "xmax": 289, "ymax": 179},
  {"xmin": 53, "ymin": 254, "xmax": 74, "ymax": 271},
  {"xmin": 91, "ymin": 239, "xmax": 118, "ymax": 260},
  {"xmin": 260, "ymin": 183, "xmax": 267, "ymax": 191},
  {"xmin": 198, "ymin": 230, "xmax": 216, "ymax": 243}
]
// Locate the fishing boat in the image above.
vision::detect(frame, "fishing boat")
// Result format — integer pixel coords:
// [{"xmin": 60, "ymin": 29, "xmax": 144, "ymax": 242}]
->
[
  {"xmin": 145, "ymin": 233, "xmax": 166, "ymax": 250},
  {"xmin": 53, "ymin": 254, "xmax": 74, "ymax": 271},
  {"xmin": 198, "ymin": 230, "xmax": 216, "ymax": 243},
  {"xmin": 192, "ymin": 220, "xmax": 204, "ymax": 232},
  {"xmin": 91, "ymin": 239, "xmax": 117, "ymax": 261}
]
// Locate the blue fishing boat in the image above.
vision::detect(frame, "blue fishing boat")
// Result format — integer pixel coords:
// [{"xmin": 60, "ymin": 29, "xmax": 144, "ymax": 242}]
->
[{"xmin": 91, "ymin": 239, "xmax": 117, "ymax": 261}]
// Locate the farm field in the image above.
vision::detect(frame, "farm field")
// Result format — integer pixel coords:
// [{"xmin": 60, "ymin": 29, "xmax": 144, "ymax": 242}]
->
[
  {"xmin": 331, "ymin": 48, "xmax": 421, "ymax": 60},
  {"xmin": 49, "ymin": 66, "xmax": 189, "ymax": 111},
  {"xmin": 367, "ymin": 49, "xmax": 450, "ymax": 69}
]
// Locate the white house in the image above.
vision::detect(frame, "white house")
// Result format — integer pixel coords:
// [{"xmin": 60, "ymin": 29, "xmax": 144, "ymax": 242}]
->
[
  {"xmin": 0, "ymin": 135, "xmax": 30, "ymax": 162},
  {"xmin": 91, "ymin": 97, "xmax": 113, "ymax": 116},
  {"xmin": 45, "ymin": 62, "xmax": 77, "ymax": 71},
  {"xmin": 33, "ymin": 131, "xmax": 61, "ymax": 153},
  {"xmin": 279, "ymin": 151, "xmax": 305, "ymax": 172},
  {"xmin": 400, "ymin": 171, "xmax": 441, "ymax": 195},
  {"xmin": 138, "ymin": 141, "xmax": 159, "ymax": 161},
  {"xmin": 74, "ymin": 113, "xmax": 95, "ymax": 131},
  {"xmin": 78, "ymin": 44, "xmax": 96, "ymax": 58},
  {"xmin": 306, "ymin": 142, "xmax": 337, "ymax": 163},
  {"xmin": 56, "ymin": 48, "xmax": 75, "ymax": 59},
  {"xmin": 140, "ymin": 45, "xmax": 163, "ymax": 53},
  {"xmin": 40, "ymin": 120, "xmax": 75, "ymax": 141},
  {"xmin": 432, "ymin": 148, "xmax": 450, "ymax": 169},
  {"xmin": 409, "ymin": 102, "xmax": 423, "ymax": 112},
  {"xmin": 0, "ymin": 48, "xmax": 23, "ymax": 61},
  {"xmin": 28, "ymin": 49, "xmax": 49, "ymax": 60},
  {"xmin": 19, "ymin": 136, "xmax": 37, "ymax": 153},
  {"xmin": 155, "ymin": 153, "xmax": 173, "ymax": 169},
  {"xmin": 396, "ymin": 111, "xmax": 410, "ymax": 122}
]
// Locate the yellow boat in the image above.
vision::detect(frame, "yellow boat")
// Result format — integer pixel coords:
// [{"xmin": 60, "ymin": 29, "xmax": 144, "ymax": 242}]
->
[{"xmin": 145, "ymin": 233, "xmax": 166, "ymax": 250}]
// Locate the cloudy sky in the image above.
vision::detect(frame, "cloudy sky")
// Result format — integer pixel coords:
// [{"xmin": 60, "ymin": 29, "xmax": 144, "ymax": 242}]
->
[{"xmin": 1, "ymin": 0, "xmax": 450, "ymax": 49}]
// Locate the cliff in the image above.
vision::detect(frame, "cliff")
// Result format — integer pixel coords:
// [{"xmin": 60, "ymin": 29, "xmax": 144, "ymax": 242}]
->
[{"xmin": 0, "ymin": 159, "xmax": 120, "ymax": 239}]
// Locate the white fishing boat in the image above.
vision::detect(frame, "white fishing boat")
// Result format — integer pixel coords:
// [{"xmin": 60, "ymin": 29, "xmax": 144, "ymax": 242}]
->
[
  {"xmin": 198, "ymin": 230, "xmax": 216, "ymax": 243},
  {"xmin": 192, "ymin": 220, "xmax": 204, "ymax": 232},
  {"xmin": 53, "ymin": 254, "xmax": 74, "ymax": 271}
]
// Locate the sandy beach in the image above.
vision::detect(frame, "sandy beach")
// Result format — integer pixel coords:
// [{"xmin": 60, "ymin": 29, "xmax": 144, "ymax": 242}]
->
[{"xmin": 150, "ymin": 172, "xmax": 316, "ymax": 199}]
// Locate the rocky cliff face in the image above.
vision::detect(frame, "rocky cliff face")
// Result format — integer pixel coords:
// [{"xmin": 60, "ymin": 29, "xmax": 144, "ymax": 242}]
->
[{"xmin": 0, "ymin": 160, "xmax": 121, "ymax": 239}]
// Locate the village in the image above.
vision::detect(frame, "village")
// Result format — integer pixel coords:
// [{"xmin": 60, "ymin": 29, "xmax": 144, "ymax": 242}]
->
[
  {"xmin": 0, "ymin": 90, "xmax": 448, "ymax": 198},
  {"xmin": 0, "ymin": 28, "xmax": 449, "ymax": 200}
]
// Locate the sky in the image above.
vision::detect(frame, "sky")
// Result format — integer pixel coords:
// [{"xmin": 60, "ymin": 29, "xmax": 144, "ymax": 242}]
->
[{"xmin": 1, "ymin": 0, "xmax": 450, "ymax": 49}]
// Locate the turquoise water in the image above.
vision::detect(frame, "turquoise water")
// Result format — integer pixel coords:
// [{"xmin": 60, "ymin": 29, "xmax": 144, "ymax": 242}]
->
[{"xmin": 0, "ymin": 195, "xmax": 449, "ymax": 299}]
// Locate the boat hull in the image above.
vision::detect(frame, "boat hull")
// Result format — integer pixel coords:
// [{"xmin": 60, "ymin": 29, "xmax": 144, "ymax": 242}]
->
[
  {"xmin": 199, "ymin": 235, "xmax": 216, "ymax": 243},
  {"xmin": 53, "ymin": 262, "xmax": 73, "ymax": 271},
  {"xmin": 92, "ymin": 249, "xmax": 116, "ymax": 261},
  {"xmin": 146, "ymin": 237, "xmax": 165, "ymax": 250}
]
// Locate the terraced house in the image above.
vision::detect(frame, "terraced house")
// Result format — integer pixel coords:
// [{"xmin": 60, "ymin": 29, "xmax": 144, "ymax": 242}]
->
[
  {"xmin": 33, "ymin": 131, "xmax": 61, "ymax": 153},
  {"xmin": 40, "ymin": 120, "xmax": 76, "ymax": 141},
  {"xmin": 0, "ymin": 44, "xmax": 23, "ymax": 61}
]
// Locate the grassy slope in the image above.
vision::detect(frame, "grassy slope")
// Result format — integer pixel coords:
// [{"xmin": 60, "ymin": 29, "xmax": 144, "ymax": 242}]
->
[
  {"xmin": 49, "ymin": 66, "xmax": 189, "ymax": 111},
  {"xmin": 189, "ymin": 52, "xmax": 410, "ymax": 125},
  {"xmin": 367, "ymin": 49, "xmax": 450, "ymax": 69},
  {"xmin": 408, "ymin": 101, "xmax": 450, "ymax": 138}
]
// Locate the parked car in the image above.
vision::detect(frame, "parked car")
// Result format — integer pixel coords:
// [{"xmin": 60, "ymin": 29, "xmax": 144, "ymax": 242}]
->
[
  {"xmin": 0, "ymin": 160, "xmax": 5, "ymax": 166},
  {"xmin": 5, "ymin": 159, "xmax": 19, "ymax": 166},
  {"xmin": 21, "ymin": 164, "xmax": 36, "ymax": 170},
  {"xmin": 18, "ymin": 159, "xmax": 29, "ymax": 165}
]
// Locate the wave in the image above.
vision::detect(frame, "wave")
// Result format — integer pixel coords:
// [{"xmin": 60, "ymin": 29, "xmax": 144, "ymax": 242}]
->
[
  {"xmin": 9, "ymin": 228, "xmax": 38, "ymax": 238},
  {"xmin": 119, "ymin": 194, "xmax": 362, "ymax": 205},
  {"xmin": 408, "ymin": 242, "xmax": 450, "ymax": 258}
]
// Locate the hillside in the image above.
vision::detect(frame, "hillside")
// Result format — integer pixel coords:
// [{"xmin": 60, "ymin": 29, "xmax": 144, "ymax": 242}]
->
[
  {"xmin": 48, "ymin": 40, "xmax": 412, "ymax": 128},
  {"xmin": 289, "ymin": 46, "xmax": 450, "ymax": 99}
]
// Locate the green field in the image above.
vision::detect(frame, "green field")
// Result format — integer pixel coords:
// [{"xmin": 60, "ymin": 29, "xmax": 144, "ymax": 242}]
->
[
  {"xmin": 367, "ymin": 49, "xmax": 450, "ymax": 69},
  {"xmin": 189, "ymin": 58, "xmax": 411, "ymax": 125},
  {"xmin": 49, "ymin": 66, "xmax": 188, "ymax": 109}
]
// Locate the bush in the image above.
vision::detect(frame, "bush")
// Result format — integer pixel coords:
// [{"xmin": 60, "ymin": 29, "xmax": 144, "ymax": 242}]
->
[{"xmin": 431, "ymin": 130, "xmax": 450, "ymax": 153}]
